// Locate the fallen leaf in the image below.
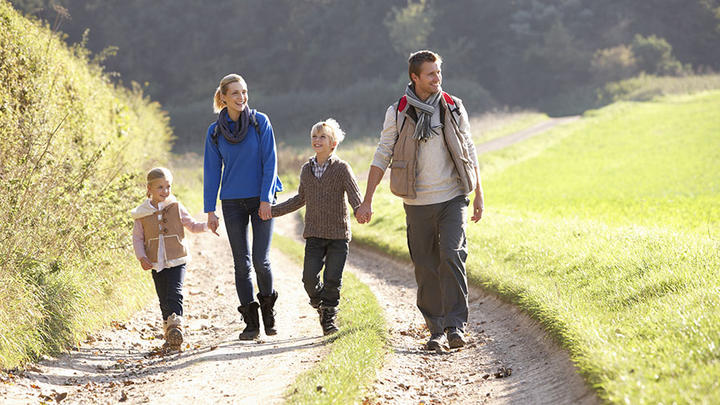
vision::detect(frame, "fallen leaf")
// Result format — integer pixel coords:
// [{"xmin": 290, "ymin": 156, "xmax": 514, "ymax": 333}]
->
[{"xmin": 119, "ymin": 391, "xmax": 128, "ymax": 402}]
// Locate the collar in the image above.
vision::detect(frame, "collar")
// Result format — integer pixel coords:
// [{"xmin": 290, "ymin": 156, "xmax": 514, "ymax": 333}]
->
[
  {"xmin": 311, "ymin": 153, "xmax": 335, "ymax": 166},
  {"xmin": 131, "ymin": 195, "xmax": 177, "ymax": 219}
]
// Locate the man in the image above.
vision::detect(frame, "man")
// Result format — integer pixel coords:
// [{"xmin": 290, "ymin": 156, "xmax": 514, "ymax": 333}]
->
[{"xmin": 356, "ymin": 50, "xmax": 484, "ymax": 350}]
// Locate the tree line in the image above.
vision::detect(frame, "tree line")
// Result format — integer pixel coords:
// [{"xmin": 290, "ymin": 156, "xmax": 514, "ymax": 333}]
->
[{"xmin": 10, "ymin": 0, "xmax": 720, "ymax": 151}]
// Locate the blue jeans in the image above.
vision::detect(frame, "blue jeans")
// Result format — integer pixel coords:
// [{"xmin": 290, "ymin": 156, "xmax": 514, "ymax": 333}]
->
[
  {"xmin": 303, "ymin": 238, "xmax": 349, "ymax": 308},
  {"xmin": 222, "ymin": 197, "xmax": 274, "ymax": 305},
  {"xmin": 151, "ymin": 264, "xmax": 186, "ymax": 320}
]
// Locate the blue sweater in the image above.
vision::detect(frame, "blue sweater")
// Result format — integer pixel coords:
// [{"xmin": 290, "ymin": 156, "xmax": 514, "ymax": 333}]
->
[{"xmin": 203, "ymin": 110, "xmax": 283, "ymax": 212}]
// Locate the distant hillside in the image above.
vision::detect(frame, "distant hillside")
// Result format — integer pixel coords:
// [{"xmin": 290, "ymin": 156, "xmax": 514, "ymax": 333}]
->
[{"xmin": 0, "ymin": 0, "xmax": 172, "ymax": 368}]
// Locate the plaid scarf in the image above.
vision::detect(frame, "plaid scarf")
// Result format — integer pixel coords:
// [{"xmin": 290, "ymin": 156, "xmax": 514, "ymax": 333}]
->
[{"xmin": 404, "ymin": 84, "xmax": 442, "ymax": 142}]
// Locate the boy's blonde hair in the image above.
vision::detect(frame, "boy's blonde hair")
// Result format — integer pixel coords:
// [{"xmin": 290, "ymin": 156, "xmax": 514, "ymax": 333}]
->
[
  {"xmin": 310, "ymin": 118, "xmax": 345, "ymax": 147},
  {"xmin": 213, "ymin": 74, "xmax": 247, "ymax": 113},
  {"xmin": 146, "ymin": 167, "xmax": 173, "ymax": 185}
]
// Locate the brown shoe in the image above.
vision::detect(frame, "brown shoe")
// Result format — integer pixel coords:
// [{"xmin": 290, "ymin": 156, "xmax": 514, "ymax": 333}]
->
[
  {"xmin": 446, "ymin": 327, "xmax": 466, "ymax": 349},
  {"xmin": 166, "ymin": 313, "xmax": 184, "ymax": 349}
]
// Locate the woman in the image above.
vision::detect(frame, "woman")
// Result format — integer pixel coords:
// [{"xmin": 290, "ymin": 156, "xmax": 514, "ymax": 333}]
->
[{"xmin": 204, "ymin": 74, "xmax": 283, "ymax": 340}]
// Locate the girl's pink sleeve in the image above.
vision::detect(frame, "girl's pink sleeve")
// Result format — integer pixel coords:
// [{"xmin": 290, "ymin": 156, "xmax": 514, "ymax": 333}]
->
[
  {"xmin": 179, "ymin": 202, "xmax": 209, "ymax": 233},
  {"xmin": 133, "ymin": 219, "xmax": 147, "ymax": 259}
]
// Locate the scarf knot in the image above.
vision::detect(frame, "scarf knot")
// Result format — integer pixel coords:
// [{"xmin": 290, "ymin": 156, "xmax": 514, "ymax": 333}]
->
[
  {"xmin": 216, "ymin": 107, "xmax": 251, "ymax": 144},
  {"xmin": 404, "ymin": 84, "xmax": 442, "ymax": 142}
]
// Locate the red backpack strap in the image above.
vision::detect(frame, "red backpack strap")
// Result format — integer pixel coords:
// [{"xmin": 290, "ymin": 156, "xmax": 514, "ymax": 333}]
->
[
  {"xmin": 398, "ymin": 95, "xmax": 408, "ymax": 112},
  {"xmin": 442, "ymin": 91, "xmax": 455, "ymax": 106}
]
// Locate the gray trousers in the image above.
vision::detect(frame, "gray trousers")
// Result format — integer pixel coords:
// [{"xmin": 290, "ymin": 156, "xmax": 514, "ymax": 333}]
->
[{"xmin": 404, "ymin": 194, "xmax": 469, "ymax": 335}]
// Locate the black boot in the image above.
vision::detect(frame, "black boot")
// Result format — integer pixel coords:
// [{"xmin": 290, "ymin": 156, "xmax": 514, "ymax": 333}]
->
[
  {"xmin": 237, "ymin": 302, "xmax": 260, "ymax": 340},
  {"xmin": 257, "ymin": 291, "xmax": 278, "ymax": 336},
  {"xmin": 320, "ymin": 306, "xmax": 339, "ymax": 336}
]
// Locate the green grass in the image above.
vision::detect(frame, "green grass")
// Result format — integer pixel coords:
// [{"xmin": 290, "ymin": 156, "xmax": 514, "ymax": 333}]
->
[
  {"xmin": 272, "ymin": 233, "xmax": 387, "ymax": 404},
  {"xmin": 350, "ymin": 90, "xmax": 720, "ymax": 403}
]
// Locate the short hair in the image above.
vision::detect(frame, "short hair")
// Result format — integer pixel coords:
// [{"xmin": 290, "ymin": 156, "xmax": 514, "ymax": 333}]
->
[
  {"xmin": 310, "ymin": 118, "xmax": 345, "ymax": 147},
  {"xmin": 213, "ymin": 74, "xmax": 247, "ymax": 113},
  {"xmin": 146, "ymin": 167, "xmax": 173, "ymax": 185},
  {"xmin": 408, "ymin": 50, "xmax": 443, "ymax": 83}
]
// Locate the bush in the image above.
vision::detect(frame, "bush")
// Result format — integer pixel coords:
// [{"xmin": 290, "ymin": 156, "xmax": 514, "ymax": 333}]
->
[
  {"xmin": 0, "ymin": 1, "xmax": 172, "ymax": 368},
  {"xmin": 631, "ymin": 34, "xmax": 690, "ymax": 76},
  {"xmin": 590, "ymin": 45, "xmax": 639, "ymax": 83}
]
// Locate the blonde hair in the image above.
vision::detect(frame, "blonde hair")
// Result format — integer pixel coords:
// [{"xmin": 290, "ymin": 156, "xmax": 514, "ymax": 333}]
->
[
  {"xmin": 310, "ymin": 118, "xmax": 345, "ymax": 147},
  {"xmin": 213, "ymin": 74, "xmax": 247, "ymax": 113},
  {"xmin": 146, "ymin": 167, "xmax": 173, "ymax": 185}
]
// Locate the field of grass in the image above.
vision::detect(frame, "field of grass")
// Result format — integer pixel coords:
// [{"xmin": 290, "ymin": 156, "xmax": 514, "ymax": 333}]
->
[
  {"xmin": 350, "ymin": 90, "xmax": 720, "ymax": 403},
  {"xmin": 469, "ymin": 110, "xmax": 549, "ymax": 144},
  {"xmin": 274, "ymin": 233, "xmax": 387, "ymax": 404}
]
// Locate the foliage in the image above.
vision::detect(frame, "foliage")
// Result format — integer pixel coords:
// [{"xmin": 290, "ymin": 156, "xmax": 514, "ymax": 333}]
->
[
  {"xmin": 349, "ymin": 90, "xmax": 720, "ymax": 403},
  {"xmin": 631, "ymin": 34, "xmax": 689, "ymax": 76},
  {"xmin": 7, "ymin": 0, "xmax": 720, "ymax": 150},
  {"xmin": 0, "ymin": 0, "xmax": 172, "ymax": 368},
  {"xmin": 590, "ymin": 45, "xmax": 638, "ymax": 83}
]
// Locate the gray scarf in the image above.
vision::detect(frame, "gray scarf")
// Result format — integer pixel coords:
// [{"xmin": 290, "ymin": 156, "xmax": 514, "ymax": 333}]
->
[
  {"xmin": 404, "ymin": 84, "xmax": 442, "ymax": 142},
  {"xmin": 217, "ymin": 107, "xmax": 251, "ymax": 144}
]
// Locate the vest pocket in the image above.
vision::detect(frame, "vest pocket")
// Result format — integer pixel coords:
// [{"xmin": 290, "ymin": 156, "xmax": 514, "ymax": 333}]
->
[
  {"xmin": 163, "ymin": 235, "xmax": 187, "ymax": 260},
  {"xmin": 146, "ymin": 238, "xmax": 159, "ymax": 263},
  {"xmin": 389, "ymin": 160, "xmax": 409, "ymax": 197}
]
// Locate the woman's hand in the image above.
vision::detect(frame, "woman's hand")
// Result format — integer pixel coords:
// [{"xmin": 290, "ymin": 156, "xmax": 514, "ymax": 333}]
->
[
  {"xmin": 208, "ymin": 211, "xmax": 220, "ymax": 234},
  {"xmin": 259, "ymin": 201, "xmax": 272, "ymax": 221}
]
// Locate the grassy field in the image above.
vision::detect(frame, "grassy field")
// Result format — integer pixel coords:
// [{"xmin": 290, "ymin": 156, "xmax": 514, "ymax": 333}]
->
[{"xmin": 349, "ymin": 89, "xmax": 720, "ymax": 403}]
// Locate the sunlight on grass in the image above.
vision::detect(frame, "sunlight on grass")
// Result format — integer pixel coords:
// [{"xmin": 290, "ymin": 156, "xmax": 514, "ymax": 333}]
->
[{"xmin": 273, "ymin": 233, "xmax": 387, "ymax": 404}]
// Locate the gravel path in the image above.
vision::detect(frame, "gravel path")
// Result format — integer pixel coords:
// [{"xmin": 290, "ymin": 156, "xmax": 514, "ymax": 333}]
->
[{"xmin": 0, "ymin": 221, "xmax": 327, "ymax": 404}]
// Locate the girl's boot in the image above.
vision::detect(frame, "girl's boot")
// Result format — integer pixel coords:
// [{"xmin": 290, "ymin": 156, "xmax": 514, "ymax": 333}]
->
[
  {"xmin": 237, "ymin": 302, "xmax": 260, "ymax": 340},
  {"xmin": 320, "ymin": 306, "xmax": 339, "ymax": 336},
  {"xmin": 257, "ymin": 291, "xmax": 278, "ymax": 336},
  {"xmin": 166, "ymin": 313, "xmax": 184, "ymax": 350}
]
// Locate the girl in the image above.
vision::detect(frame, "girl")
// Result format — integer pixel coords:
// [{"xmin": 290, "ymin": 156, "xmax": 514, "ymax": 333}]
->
[
  {"xmin": 271, "ymin": 119, "xmax": 362, "ymax": 335},
  {"xmin": 132, "ymin": 167, "xmax": 215, "ymax": 350},
  {"xmin": 204, "ymin": 74, "xmax": 284, "ymax": 340}
]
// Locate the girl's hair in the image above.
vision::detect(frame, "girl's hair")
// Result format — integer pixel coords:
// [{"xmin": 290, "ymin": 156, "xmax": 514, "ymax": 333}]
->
[
  {"xmin": 310, "ymin": 118, "xmax": 345, "ymax": 147},
  {"xmin": 213, "ymin": 74, "xmax": 247, "ymax": 113},
  {"xmin": 146, "ymin": 167, "xmax": 173, "ymax": 185}
]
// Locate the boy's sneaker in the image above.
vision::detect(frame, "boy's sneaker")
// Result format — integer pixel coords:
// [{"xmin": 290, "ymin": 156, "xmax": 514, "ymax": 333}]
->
[
  {"xmin": 424, "ymin": 333, "xmax": 446, "ymax": 351},
  {"xmin": 446, "ymin": 327, "xmax": 466, "ymax": 349},
  {"xmin": 320, "ymin": 306, "xmax": 339, "ymax": 335}
]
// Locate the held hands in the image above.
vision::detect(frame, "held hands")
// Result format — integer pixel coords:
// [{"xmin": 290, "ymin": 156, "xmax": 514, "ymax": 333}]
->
[
  {"xmin": 139, "ymin": 257, "xmax": 153, "ymax": 271},
  {"xmin": 259, "ymin": 201, "xmax": 272, "ymax": 221},
  {"xmin": 208, "ymin": 212, "xmax": 221, "ymax": 235},
  {"xmin": 355, "ymin": 201, "xmax": 373, "ymax": 224}
]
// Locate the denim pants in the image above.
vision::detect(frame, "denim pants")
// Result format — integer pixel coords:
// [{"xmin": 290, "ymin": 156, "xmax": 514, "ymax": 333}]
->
[
  {"xmin": 222, "ymin": 197, "xmax": 274, "ymax": 305},
  {"xmin": 151, "ymin": 264, "xmax": 186, "ymax": 320},
  {"xmin": 404, "ymin": 194, "xmax": 469, "ymax": 335},
  {"xmin": 303, "ymin": 238, "xmax": 349, "ymax": 308}
]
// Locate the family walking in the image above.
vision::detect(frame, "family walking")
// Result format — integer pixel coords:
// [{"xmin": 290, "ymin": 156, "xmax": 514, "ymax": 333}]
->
[{"xmin": 131, "ymin": 50, "xmax": 484, "ymax": 352}]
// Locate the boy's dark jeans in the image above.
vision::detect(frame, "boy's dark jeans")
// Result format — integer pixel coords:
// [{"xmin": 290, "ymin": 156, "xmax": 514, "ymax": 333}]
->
[
  {"xmin": 222, "ymin": 197, "xmax": 274, "ymax": 306},
  {"xmin": 303, "ymin": 238, "xmax": 349, "ymax": 308},
  {"xmin": 151, "ymin": 264, "xmax": 186, "ymax": 320}
]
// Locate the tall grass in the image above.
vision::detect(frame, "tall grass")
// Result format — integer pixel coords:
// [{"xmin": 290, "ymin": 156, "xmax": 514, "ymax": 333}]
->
[
  {"xmin": 0, "ymin": 1, "xmax": 172, "ymax": 368},
  {"xmin": 349, "ymin": 89, "xmax": 720, "ymax": 403}
]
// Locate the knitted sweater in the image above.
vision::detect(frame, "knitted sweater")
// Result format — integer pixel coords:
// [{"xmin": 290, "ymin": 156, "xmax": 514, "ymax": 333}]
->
[{"xmin": 272, "ymin": 155, "xmax": 362, "ymax": 240}]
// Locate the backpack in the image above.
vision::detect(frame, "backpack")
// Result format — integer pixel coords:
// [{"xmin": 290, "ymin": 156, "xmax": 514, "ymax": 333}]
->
[{"xmin": 395, "ymin": 92, "xmax": 462, "ymax": 136}]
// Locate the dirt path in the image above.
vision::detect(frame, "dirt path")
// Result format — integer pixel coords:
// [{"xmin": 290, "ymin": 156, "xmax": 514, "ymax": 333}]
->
[
  {"xmin": 0, "ymin": 220, "xmax": 326, "ymax": 404},
  {"xmin": 475, "ymin": 116, "xmax": 580, "ymax": 155},
  {"xmin": 274, "ymin": 213, "xmax": 598, "ymax": 404}
]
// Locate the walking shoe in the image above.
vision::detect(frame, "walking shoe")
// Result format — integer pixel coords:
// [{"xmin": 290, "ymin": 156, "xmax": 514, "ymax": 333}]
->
[
  {"xmin": 237, "ymin": 302, "xmax": 260, "ymax": 340},
  {"xmin": 319, "ymin": 306, "xmax": 339, "ymax": 335},
  {"xmin": 257, "ymin": 291, "xmax": 278, "ymax": 336},
  {"xmin": 446, "ymin": 327, "xmax": 466, "ymax": 349},
  {"xmin": 165, "ymin": 313, "xmax": 184, "ymax": 350},
  {"xmin": 424, "ymin": 333, "xmax": 445, "ymax": 351}
]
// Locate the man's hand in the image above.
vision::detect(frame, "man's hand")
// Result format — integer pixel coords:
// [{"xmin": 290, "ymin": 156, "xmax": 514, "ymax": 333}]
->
[
  {"xmin": 259, "ymin": 201, "xmax": 272, "ymax": 221},
  {"xmin": 208, "ymin": 211, "xmax": 220, "ymax": 234},
  {"xmin": 356, "ymin": 201, "xmax": 373, "ymax": 224},
  {"xmin": 139, "ymin": 257, "xmax": 153, "ymax": 271},
  {"xmin": 471, "ymin": 194, "xmax": 484, "ymax": 223}
]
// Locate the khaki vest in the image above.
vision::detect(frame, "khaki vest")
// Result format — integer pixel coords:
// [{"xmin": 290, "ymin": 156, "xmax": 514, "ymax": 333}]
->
[
  {"xmin": 389, "ymin": 95, "xmax": 477, "ymax": 199},
  {"xmin": 138, "ymin": 202, "xmax": 187, "ymax": 263}
]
